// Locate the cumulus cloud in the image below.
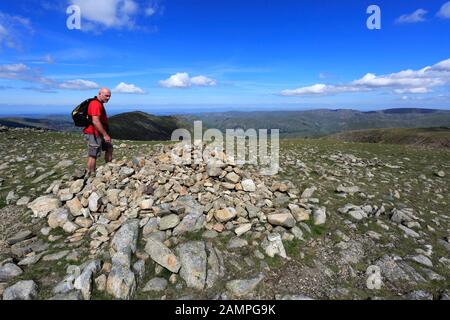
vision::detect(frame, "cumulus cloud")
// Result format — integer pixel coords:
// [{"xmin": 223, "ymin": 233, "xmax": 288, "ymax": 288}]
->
[
  {"xmin": 281, "ymin": 58, "xmax": 450, "ymax": 97},
  {"xmin": 113, "ymin": 82, "xmax": 145, "ymax": 94},
  {"xmin": 159, "ymin": 73, "xmax": 218, "ymax": 88},
  {"xmin": 395, "ymin": 9, "xmax": 428, "ymax": 24},
  {"xmin": 70, "ymin": 0, "xmax": 139, "ymax": 30},
  {"xmin": 438, "ymin": 1, "xmax": 450, "ymax": 19}
]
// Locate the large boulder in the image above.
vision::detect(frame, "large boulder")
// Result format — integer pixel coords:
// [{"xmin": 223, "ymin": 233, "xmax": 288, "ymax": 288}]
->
[
  {"xmin": 3, "ymin": 280, "xmax": 38, "ymax": 300},
  {"xmin": 176, "ymin": 241, "xmax": 207, "ymax": 290}
]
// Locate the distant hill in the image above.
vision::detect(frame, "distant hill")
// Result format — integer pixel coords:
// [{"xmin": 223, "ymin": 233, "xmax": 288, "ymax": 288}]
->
[
  {"xmin": 108, "ymin": 111, "xmax": 191, "ymax": 141},
  {"xmin": 178, "ymin": 108, "xmax": 450, "ymax": 138},
  {"xmin": 327, "ymin": 127, "xmax": 450, "ymax": 148},
  {"xmin": 0, "ymin": 116, "xmax": 76, "ymax": 132},
  {"xmin": 2, "ymin": 108, "xmax": 450, "ymax": 140}
]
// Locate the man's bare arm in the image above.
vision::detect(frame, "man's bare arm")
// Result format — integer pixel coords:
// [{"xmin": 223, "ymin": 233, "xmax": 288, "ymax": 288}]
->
[{"xmin": 92, "ymin": 116, "xmax": 111, "ymax": 142}]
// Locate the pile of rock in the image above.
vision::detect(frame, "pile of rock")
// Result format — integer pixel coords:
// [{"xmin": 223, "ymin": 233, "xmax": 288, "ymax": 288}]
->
[{"xmin": 12, "ymin": 142, "xmax": 326, "ymax": 299}]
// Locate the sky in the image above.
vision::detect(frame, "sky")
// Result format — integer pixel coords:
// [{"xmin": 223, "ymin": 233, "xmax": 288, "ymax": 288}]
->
[{"xmin": 0, "ymin": 0, "xmax": 449, "ymax": 115}]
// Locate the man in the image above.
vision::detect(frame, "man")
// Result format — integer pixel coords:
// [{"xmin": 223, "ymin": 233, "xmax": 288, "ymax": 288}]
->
[{"xmin": 83, "ymin": 87, "xmax": 113, "ymax": 174}]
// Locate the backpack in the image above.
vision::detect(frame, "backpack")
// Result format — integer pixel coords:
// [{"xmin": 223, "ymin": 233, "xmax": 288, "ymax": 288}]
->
[{"xmin": 72, "ymin": 97, "xmax": 97, "ymax": 127}]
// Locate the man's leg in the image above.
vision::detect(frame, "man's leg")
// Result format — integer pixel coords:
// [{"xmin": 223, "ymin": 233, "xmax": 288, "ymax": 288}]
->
[
  {"xmin": 86, "ymin": 134, "xmax": 101, "ymax": 174},
  {"xmin": 87, "ymin": 156, "xmax": 97, "ymax": 173}
]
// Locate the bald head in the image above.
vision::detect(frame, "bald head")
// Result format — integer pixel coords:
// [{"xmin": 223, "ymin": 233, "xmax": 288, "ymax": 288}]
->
[{"xmin": 97, "ymin": 87, "xmax": 111, "ymax": 103}]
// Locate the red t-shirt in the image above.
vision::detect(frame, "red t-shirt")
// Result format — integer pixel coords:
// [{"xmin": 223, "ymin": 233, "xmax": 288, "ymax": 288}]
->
[{"xmin": 82, "ymin": 99, "xmax": 108, "ymax": 136}]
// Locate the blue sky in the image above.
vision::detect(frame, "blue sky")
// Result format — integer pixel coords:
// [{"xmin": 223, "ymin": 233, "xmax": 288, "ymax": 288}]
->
[{"xmin": 0, "ymin": 0, "xmax": 449, "ymax": 115}]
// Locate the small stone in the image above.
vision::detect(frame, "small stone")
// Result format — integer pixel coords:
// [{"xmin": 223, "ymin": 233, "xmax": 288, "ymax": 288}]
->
[
  {"xmin": 410, "ymin": 255, "xmax": 433, "ymax": 268},
  {"xmin": 268, "ymin": 212, "xmax": 296, "ymax": 228},
  {"xmin": 62, "ymin": 221, "xmax": 79, "ymax": 234},
  {"xmin": 43, "ymin": 250, "xmax": 70, "ymax": 262},
  {"xmin": 313, "ymin": 207, "xmax": 326, "ymax": 225},
  {"xmin": 95, "ymin": 274, "xmax": 107, "ymax": 292},
  {"xmin": 241, "ymin": 179, "xmax": 256, "ymax": 192},
  {"xmin": 301, "ymin": 186, "xmax": 317, "ymax": 199},
  {"xmin": 48, "ymin": 208, "xmax": 71, "ymax": 229},
  {"xmin": 234, "ymin": 223, "xmax": 252, "ymax": 236},
  {"xmin": 214, "ymin": 207, "xmax": 237, "ymax": 223},
  {"xmin": 143, "ymin": 277, "xmax": 168, "ymax": 292},
  {"xmin": 435, "ymin": 171, "xmax": 445, "ymax": 178},
  {"xmin": 159, "ymin": 214, "xmax": 180, "ymax": 231},
  {"xmin": 225, "ymin": 172, "xmax": 240, "ymax": 184},
  {"xmin": 75, "ymin": 217, "xmax": 93, "ymax": 228},
  {"xmin": 66, "ymin": 197, "xmax": 83, "ymax": 216}
]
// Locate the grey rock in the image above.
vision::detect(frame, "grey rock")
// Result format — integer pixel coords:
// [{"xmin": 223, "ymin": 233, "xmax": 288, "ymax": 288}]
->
[
  {"xmin": 6, "ymin": 230, "xmax": 33, "ymax": 246},
  {"xmin": 172, "ymin": 196, "xmax": 205, "ymax": 236},
  {"xmin": 176, "ymin": 241, "xmax": 207, "ymax": 290},
  {"xmin": 49, "ymin": 291, "xmax": 83, "ymax": 300},
  {"xmin": 119, "ymin": 167, "xmax": 135, "ymax": 177},
  {"xmin": 142, "ymin": 277, "xmax": 168, "ymax": 292},
  {"xmin": 261, "ymin": 233, "xmax": 287, "ymax": 258},
  {"xmin": 234, "ymin": 223, "xmax": 252, "ymax": 236},
  {"xmin": 227, "ymin": 237, "xmax": 249, "ymax": 249},
  {"xmin": 0, "ymin": 263, "xmax": 23, "ymax": 282},
  {"xmin": 3, "ymin": 280, "xmax": 37, "ymax": 300},
  {"xmin": 145, "ymin": 238, "xmax": 181, "ymax": 273},
  {"xmin": 241, "ymin": 179, "xmax": 256, "ymax": 192},
  {"xmin": 398, "ymin": 224, "xmax": 420, "ymax": 238},
  {"xmin": 28, "ymin": 195, "xmax": 61, "ymax": 218},
  {"xmin": 48, "ymin": 208, "xmax": 71, "ymax": 229},
  {"xmin": 206, "ymin": 244, "xmax": 225, "ymax": 289},
  {"xmin": 18, "ymin": 253, "xmax": 44, "ymax": 266},
  {"xmin": 88, "ymin": 192, "xmax": 101, "ymax": 212},
  {"xmin": 313, "ymin": 207, "xmax": 326, "ymax": 225},
  {"xmin": 301, "ymin": 186, "xmax": 317, "ymax": 199},
  {"xmin": 69, "ymin": 179, "xmax": 85, "ymax": 194},
  {"xmin": 275, "ymin": 294, "xmax": 314, "ymax": 300},
  {"xmin": 404, "ymin": 290, "xmax": 433, "ymax": 300},
  {"xmin": 226, "ymin": 274, "xmax": 264, "ymax": 297},
  {"xmin": 159, "ymin": 214, "xmax": 180, "ymax": 231},
  {"xmin": 107, "ymin": 220, "xmax": 140, "ymax": 300},
  {"xmin": 43, "ymin": 250, "xmax": 70, "ymax": 262},
  {"xmin": 268, "ymin": 212, "xmax": 296, "ymax": 228},
  {"xmin": 74, "ymin": 260, "xmax": 101, "ymax": 300},
  {"xmin": 336, "ymin": 184, "xmax": 360, "ymax": 193},
  {"xmin": 410, "ymin": 255, "xmax": 433, "ymax": 268}
]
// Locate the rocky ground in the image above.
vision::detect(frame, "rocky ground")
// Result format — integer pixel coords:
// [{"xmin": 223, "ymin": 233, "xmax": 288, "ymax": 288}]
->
[{"xmin": 0, "ymin": 126, "xmax": 449, "ymax": 300}]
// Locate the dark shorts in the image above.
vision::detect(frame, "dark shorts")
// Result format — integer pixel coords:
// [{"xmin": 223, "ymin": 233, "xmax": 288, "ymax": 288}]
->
[{"xmin": 85, "ymin": 134, "xmax": 113, "ymax": 159}]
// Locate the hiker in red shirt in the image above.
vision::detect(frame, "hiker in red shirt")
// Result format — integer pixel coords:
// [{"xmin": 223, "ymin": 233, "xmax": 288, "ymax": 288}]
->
[{"xmin": 83, "ymin": 88, "xmax": 113, "ymax": 174}]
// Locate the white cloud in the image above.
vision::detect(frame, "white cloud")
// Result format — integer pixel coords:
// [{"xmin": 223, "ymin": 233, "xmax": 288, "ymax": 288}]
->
[
  {"xmin": 190, "ymin": 75, "xmax": 217, "ymax": 86},
  {"xmin": 159, "ymin": 73, "xmax": 218, "ymax": 88},
  {"xmin": 0, "ymin": 11, "xmax": 33, "ymax": 50},
  {"xmin": 394, "ymin": 87, "xmax": 430, "ymax": 94},
  {"xmin": 281, "ymin": 84, "xmax": 361, "ymax": 96},
  {"xmin": 281, "ymin": 57, "xmax": 450, "ymax": 97},
  {"xmin": 113, "ymin": 82, "xmax": 145, "ymax": 94},
  {"xmin": 0, "ymin": 63, "xmax": 100, "ymax": 91},
  {"xmin": 70, "ymin": 0, "xmax": 139, "ymax": 30},
  {"xmin": 438, "ymin": 1, "xmax": 450, "ymax": 19},
  {"xmin": 396, "ymin": 9, "xmax": 428, "ymax": 24},
  {"xmin": 59, "ymin": 79, "xmax": 99, "ymax": 90}
]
